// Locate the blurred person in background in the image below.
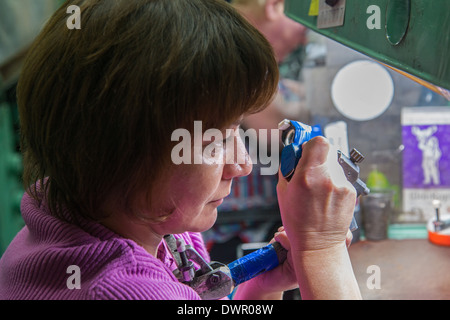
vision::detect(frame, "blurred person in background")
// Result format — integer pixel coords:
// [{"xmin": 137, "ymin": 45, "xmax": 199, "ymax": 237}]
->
[{"xmin": 232, "ymin": 0, "xmax": 310, "ymax": 143}]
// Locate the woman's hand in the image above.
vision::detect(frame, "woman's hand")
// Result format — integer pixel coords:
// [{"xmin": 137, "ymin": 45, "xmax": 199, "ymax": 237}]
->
[
  {"xmin": 233, "ymin": 227, "xmax": 298, "ymax": 300},
  {"xmin": 277, "ymin": 136, "xmax": 357, "ymax": 252},
  {"xmin": 234, "ymin": 137, "xmax": 361, "ymax": 300},
  {"xmin": 275, "ymin": 136, "xmax": 361, "ymax": 300}
]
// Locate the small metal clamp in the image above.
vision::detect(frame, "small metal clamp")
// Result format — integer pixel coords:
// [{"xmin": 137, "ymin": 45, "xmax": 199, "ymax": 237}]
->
[{"xmin": 164, "ymin": 235, "xmax": 234, "ymax": 300}]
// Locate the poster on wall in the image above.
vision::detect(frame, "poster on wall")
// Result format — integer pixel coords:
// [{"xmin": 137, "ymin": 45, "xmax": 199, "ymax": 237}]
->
[{"xmin": 401, "ymin": 107, "xmax": 450, "ymax": 222}]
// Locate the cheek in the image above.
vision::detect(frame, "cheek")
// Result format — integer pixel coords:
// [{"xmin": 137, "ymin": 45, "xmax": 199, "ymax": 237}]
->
[
  {"xmin": 284, "ymin": 20, "xmax": 306, "ymax": 46},
  {"xmin": 172, "ymin": 164, "xmax": 224, "ymax": 204},
  {"xmin": 202, "ymin": 143, "xmax": 225, "ymax": 165}
]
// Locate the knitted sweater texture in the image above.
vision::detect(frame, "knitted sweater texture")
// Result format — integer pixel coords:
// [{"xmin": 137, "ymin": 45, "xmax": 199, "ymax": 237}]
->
[{"xmin": 0, "ymin": 192, "xmax": 209, "ymax": 300}]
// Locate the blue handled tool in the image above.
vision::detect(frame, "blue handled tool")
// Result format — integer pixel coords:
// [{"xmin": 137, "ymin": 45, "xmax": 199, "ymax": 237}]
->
[
  {"xmin": 228, "ymin": 242, "xmax": 287, "ymax": 286},
  {"xmin": 164, "ymin": 235, "xmax": 287, "ymax": 300},
  {"xmin": 279, "ymin": 120, "xmax": 323, "ymax": 181}
]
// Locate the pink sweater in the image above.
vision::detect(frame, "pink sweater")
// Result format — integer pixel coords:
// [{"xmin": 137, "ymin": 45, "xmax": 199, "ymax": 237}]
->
[{"xmin": 0, "ymin": 192, "xmax": 210, "ymax": 300}]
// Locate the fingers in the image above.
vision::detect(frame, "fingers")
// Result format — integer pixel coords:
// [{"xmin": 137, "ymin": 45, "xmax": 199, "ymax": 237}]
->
[
  {"xmin": 270, "ymin": 226, "xmax": 291, "ymax": 251},
  {"xmin": 277, "ymin": 136, "xmax": 331, "ymax": 191},
  {"xmin": 276, "ymin": 135, "xmax": 357, "ymax": 251},
  {"xmin": 269, "ymin": 226, "xmax": 284, "ymax": 244}
]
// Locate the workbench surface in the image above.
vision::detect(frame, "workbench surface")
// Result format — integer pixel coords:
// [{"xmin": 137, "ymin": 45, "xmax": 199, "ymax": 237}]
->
[{"xmin": 348, "ymin": 239, "xmax": 450, "ymax": 300}]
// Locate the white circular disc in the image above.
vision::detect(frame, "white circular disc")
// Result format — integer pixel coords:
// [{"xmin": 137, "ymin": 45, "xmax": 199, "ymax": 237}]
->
[{"xmin": 331, "ymin": 60, "xmax": 394, "ymax": 121}]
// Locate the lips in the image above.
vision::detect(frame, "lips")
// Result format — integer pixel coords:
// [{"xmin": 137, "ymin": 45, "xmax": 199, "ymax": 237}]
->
[
  {"xmin": 210, "ymin": 193, "xmax": 230, "ymax": 204},
  {"xmin": 210, "ymin": 198, "xmax": 224, "ymax": 205}
]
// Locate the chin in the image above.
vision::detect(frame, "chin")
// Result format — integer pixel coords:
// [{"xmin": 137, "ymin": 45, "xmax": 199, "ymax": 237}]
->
[{"xmin": 191, "ymin": 208, "xmax": 218, "ymax": 233}]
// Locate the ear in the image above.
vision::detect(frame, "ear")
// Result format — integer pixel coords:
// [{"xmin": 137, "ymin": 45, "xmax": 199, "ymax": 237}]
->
[{"xmin": 264, "ymin": 0, "xmax": 285, "ymax": 21}]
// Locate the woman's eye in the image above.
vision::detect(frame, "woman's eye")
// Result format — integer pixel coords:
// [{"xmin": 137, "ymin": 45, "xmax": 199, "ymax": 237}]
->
[{"xmin": 202, "ymin": 126, "xmax": 239, "ymax": 147}]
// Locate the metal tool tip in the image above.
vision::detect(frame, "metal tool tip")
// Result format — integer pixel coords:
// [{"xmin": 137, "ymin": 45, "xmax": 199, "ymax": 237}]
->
[{"xmin": 176, "ymin": 239, "xmax": 186, "ymax": 252}]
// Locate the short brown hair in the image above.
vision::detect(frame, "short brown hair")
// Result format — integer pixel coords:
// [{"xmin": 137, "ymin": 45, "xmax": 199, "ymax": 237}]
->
[{"xmin": 18, "ymin": 0, "xmax": 279, "ymax": 223}]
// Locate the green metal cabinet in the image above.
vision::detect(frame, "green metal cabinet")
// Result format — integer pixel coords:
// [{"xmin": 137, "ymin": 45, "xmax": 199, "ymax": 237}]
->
[
  {"xmin": 285, "ymin": 0, "xmax": 450, "ymax": 91},
  {"xmin": 0, "ymin": 0, "xmax": 62, "ymax": 255},
  {"xmin": 0, "ymin": 95, "xmax": 24, "ymax": 255}
]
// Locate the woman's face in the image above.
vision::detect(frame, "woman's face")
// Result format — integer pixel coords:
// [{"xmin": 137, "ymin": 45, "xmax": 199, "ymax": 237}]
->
[{"xmin": 149, "ymin": 121, "xmax": 252, "ymax": 235}]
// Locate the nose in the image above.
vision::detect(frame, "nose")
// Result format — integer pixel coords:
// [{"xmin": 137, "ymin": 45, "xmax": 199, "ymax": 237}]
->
[{"xmin": 222, "ymin": 134, "xmax": 253, "ymax": 180}]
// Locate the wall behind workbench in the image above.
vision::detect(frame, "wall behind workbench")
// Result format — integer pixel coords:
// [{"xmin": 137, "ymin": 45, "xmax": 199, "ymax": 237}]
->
[{"xmin": 303, "ymin": 33, "xmax": 449, "ymax": 222}]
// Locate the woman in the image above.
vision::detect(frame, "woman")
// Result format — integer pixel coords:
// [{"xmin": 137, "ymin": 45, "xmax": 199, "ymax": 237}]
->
[{"xmin": 0, "ymin": 0, "xmax": 361, "ymax": 300}]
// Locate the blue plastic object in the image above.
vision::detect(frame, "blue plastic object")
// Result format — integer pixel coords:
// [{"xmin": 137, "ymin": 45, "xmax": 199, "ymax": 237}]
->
[
  {"xmin": 280, "ymin": 121, "xmax": 322, "ymax": 180},
  {"xmin": 228, "ymin": 244, "xmax": 280, "ymax": 286}
]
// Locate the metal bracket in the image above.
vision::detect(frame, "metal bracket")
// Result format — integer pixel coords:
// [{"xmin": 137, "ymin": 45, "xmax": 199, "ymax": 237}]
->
[{"xmin": 163, "ymin": 235, "xmax": 234, "ymax": 300}]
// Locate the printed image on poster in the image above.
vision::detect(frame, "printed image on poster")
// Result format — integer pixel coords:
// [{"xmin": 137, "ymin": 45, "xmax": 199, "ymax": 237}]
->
[{"xmin": 401, "ymin": 107, "xmax": 450, "ymax": 221}]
